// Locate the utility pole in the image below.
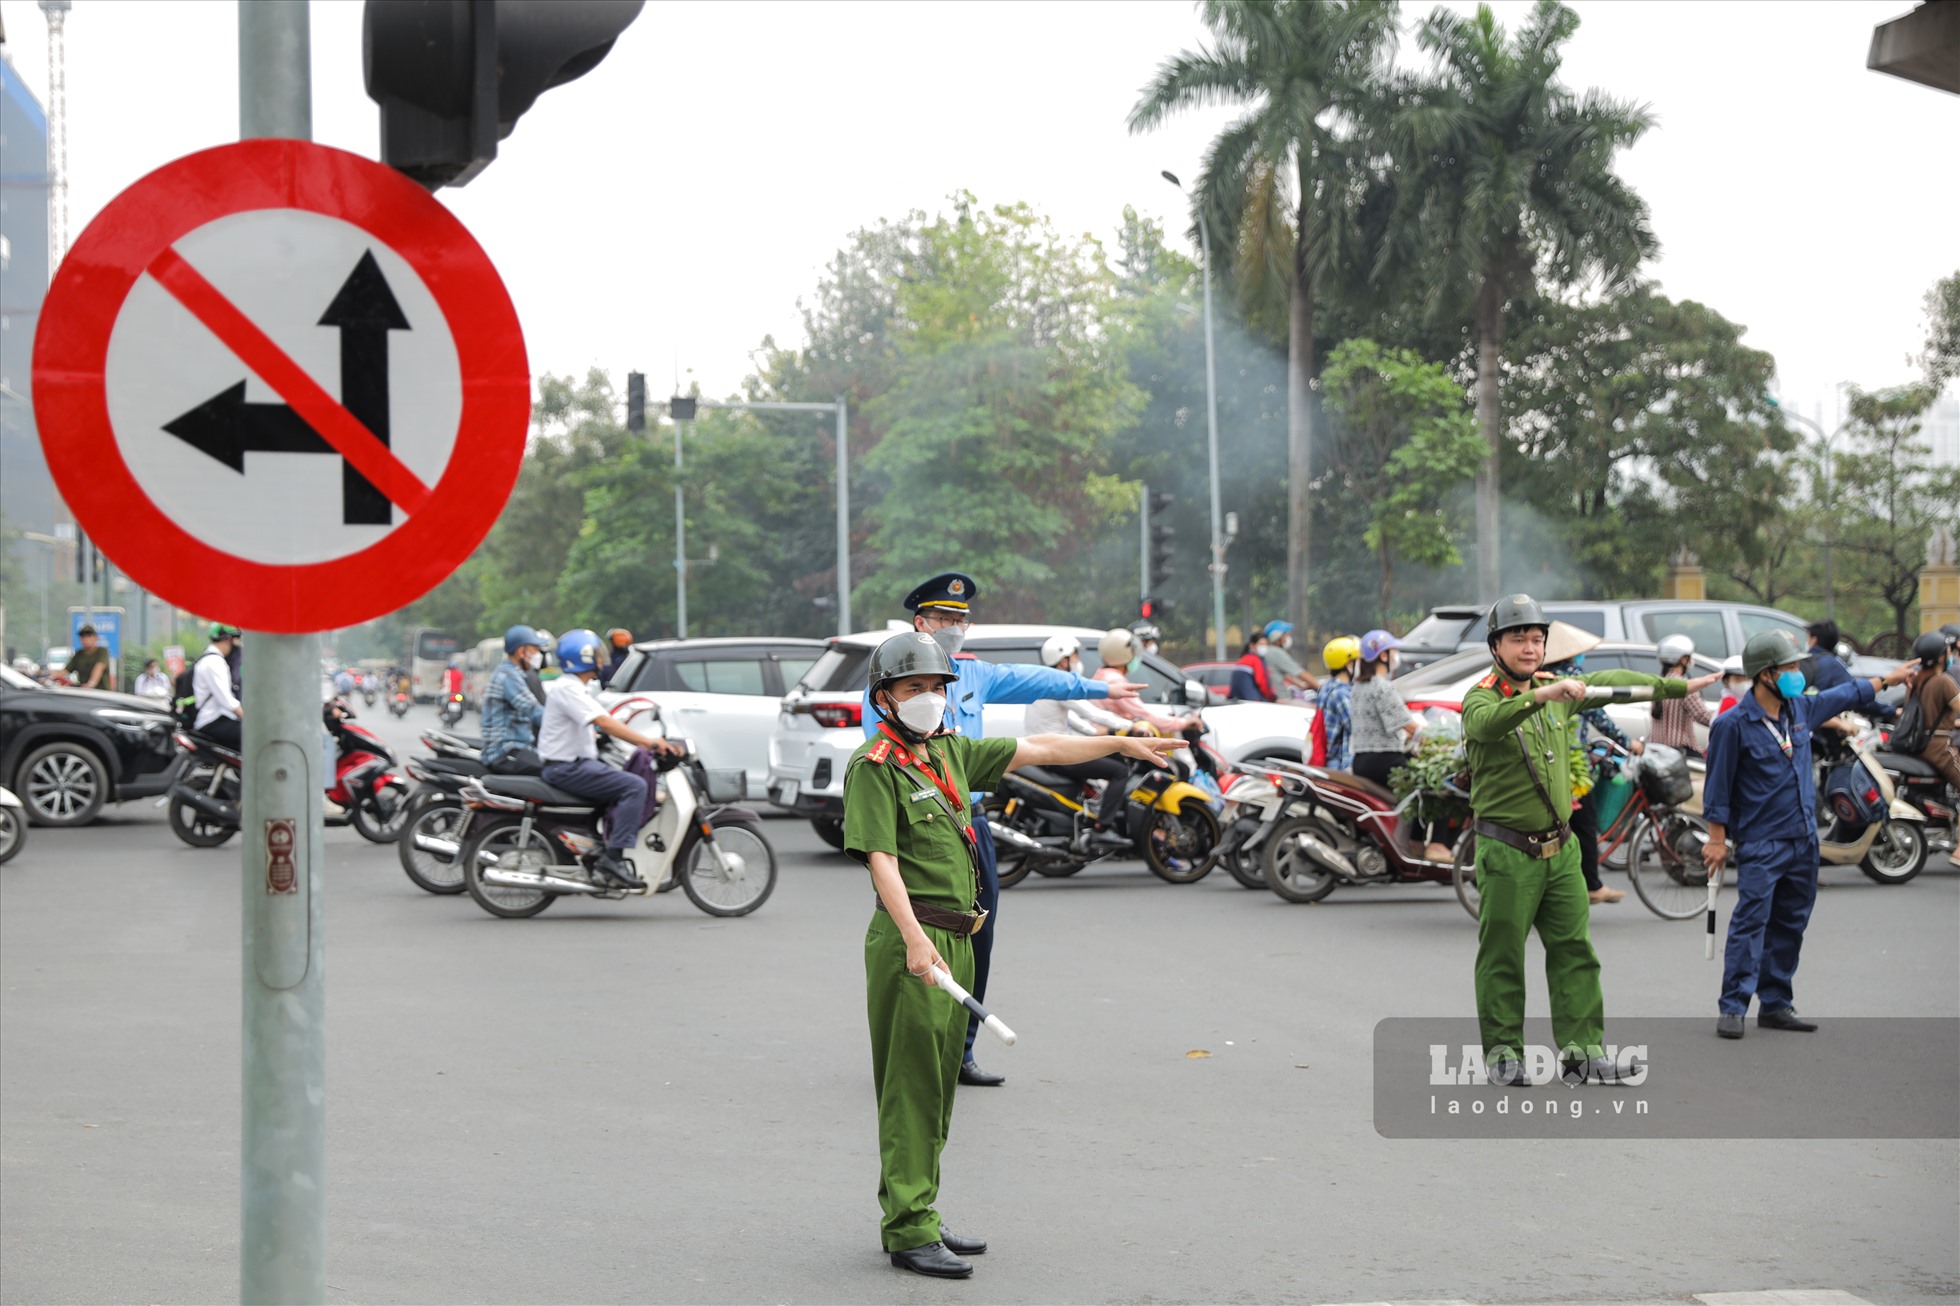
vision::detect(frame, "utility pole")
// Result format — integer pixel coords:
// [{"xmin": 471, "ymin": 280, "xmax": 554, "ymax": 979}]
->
[
  {"xmin": 237, "ymin": 4, "xmax": 326, "ymax": 1302},
  {"xmin": 1160, "ymin": 172, "xmax": 1228, "ymax": 659}
]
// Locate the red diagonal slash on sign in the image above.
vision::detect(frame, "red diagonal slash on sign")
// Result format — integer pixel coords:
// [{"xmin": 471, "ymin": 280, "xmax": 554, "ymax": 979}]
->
[{"xmin": 147, "ymin": 245, "xmax": 432, "ymax": 515}]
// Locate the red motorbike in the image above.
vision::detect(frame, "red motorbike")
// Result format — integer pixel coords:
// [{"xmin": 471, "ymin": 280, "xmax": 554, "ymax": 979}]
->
[
  {"xmin": 164, "ymin": 702, "xmax": 408, "ymax": 847},
  {"xmin": 1261, "ymin": 762, "xmax": 1468, "ymax": 903}
]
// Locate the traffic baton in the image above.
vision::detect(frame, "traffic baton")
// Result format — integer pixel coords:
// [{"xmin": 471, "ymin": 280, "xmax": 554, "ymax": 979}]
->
[
  {"xmin": 929, "ymin": 966, "xmax": 1017, "ymax": 1046},
  {"xmin": 1585, "ymin": 685, "xmax": 1658, "ymax": 701},
  {"xmin": 1704, "ymin": 875, "xmax": 1719, "ymax": 960}
]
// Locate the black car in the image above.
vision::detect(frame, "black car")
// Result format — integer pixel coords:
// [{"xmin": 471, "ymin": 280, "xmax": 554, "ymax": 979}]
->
[{"xmin": 1, "ymin": 664, "xmax": 181, "ymax": 826}]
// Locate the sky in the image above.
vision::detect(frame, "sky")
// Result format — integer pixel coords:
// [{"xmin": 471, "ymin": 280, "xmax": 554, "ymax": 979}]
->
[{"xmin": 2, "ymin": 0, "xmax": 1954, "ymax": 440}]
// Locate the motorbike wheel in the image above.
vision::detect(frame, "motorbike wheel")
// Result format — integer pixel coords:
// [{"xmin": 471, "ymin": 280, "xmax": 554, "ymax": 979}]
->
[
  {"xmin": 1861, "ymin": 820, "xmax": 1929, "ymax": 885},
  {"xmin": 1033, "ymin": 858, "xmax": 1086, "ymax": 878},
  {"xmin": 351, "ymin": 780, "xmax": 412, "ymax": 844},
  {"xmin": 810, "ymin": 816, "xmax": 846, "ymax": 851},
  {"xmin": 397, "ymin": 801, "xmax": 467, "ymax": 894},
  {"xmin": 461, "ymin": 818, "xmax": 560, "ymax": 918},
  {"xmin": 680, "ymin": 821, "xmax": 778, "ymax": 917},
  {"xmin": 169, "ymin": 765, "xmax": 238, "ymax": 848},
  {"xmin": 1452, "ymin": 831, "xmax": 1480, "ymax": 920},
  {"xmin": 1263, "ymin": 816, "xmax": 1341, "ymax": 903},
  {"xmin": 1626, "ymin": 813, "xmax": 1712, "ymax": 920},
  {"xmin": 1211, "ymin": 818, "xmax": 1269, "ymax": 889},
  {"xmin": 980, "ymin": 797, "xmax": 1070, "ymax": 888},
  {"xmin": 1142, "ymin": 801, "xmax": 1220, "ymax": 883},
  {"xmin": 0, "ymin": 805, "xmax": 24, "ymax": 865}
]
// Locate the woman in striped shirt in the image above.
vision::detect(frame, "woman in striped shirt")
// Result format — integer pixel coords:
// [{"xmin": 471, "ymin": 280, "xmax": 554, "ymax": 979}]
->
[{"xmin": 1650, "ymin": 634, "xmax": 1714, "ymax": 757}]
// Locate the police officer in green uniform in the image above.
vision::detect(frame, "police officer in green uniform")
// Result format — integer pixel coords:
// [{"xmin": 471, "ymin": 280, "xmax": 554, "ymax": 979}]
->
[
  {"xmin": 1463, "ymin": 595, "xmax": 1718, "ymax": 1085},
  {"xmin": 843, "ymin": 631, "xmax": 1178, "ymax": 1279}
]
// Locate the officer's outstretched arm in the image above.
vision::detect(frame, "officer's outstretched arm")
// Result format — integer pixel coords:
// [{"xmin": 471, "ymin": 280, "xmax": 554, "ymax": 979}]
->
[{"xmin": 1010, "ymin": 733, "xmax": 1183, "ymax": 770}]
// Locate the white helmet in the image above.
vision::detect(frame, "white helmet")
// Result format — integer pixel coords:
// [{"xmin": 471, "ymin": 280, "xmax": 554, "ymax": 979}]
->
[
  {"xmin": 1040, "ymin": 634, "xmax": 1081, "ymax": 668},
  {"xmin": 1720, "ymin": 655, "xmax": 1744, "ymax": 677},
  {"xmin": 1098, "ymin": 628, "xmax": 1139, "ymax": 669},
  {"xmin": 1657, "ymin": 634, "xmax": 1695, "ymax": 666}
]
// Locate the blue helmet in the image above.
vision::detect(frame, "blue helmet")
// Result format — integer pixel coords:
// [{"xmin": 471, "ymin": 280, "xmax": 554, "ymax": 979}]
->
[
  {"xmin": 556, "ymin": 628, "xmax": 605, "ymax": 675},
  {"xmin": 1263, "ymin": 620, "xmax": 1294, "ymax": 641},
  {"xmin": 504, "ymin": 624, "xmax": 543, "ymax": 655}
]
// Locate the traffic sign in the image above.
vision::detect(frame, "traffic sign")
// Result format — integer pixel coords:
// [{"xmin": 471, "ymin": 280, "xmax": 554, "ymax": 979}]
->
[{"xmin": 31, "ymin": 139, "xmax": 529, "ymax": 633}]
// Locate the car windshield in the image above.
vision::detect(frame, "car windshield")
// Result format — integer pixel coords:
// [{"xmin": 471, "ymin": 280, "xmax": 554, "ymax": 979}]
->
[
  {"xmin": 1393, "ymin": 648, "xmax": 1491, "ymax": 690},
  {"xmin": 797, "ymin": 644, "xmax": 872, "ymax": 693},
  {"xmin": 0, "ymin": 664, "xmax": 37, "ymax": 690},
  {"xmin": 1404, "ymin": 611, "xmax": 1479, "ymax": 648}
]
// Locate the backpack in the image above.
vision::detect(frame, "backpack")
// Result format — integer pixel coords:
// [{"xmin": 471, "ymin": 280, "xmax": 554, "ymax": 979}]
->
[
  {"xmin": 172, "ymin": 665, "xmax": 198, "ymax": 728},
  {"xmin": 1889, "ymin": 690, "xmax": 1933, "ymax": 756}
]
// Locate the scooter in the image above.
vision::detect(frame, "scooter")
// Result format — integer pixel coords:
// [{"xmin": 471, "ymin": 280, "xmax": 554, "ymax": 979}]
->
[
  {"xmin": 1262, "ymin": 763, "xmax": 1468, "ymax": 904},
  {"xmin": 324, "ymin": 704, "xmax": 410, "ymax": 843},
  {"xmin": 0, "ymin": 786, "xmax": 26, "ymax": 865},
  {"xmin": 395, "ymin": 751, "xmax": 487, "ymax": 895},
  {"xmin": 1205, "ymin": 759, "xmax": 1317, "ymax": 889},
  {"xmin": 164, "ymin": 707, "xmax": 408, "ymax": 847},
  {"xmin": 439, "ymin": 690, "xmax": 466, "ymax": 727},
  {"xmin": 1814, "ymin": 715, "xmax": 1929, "ymax": 884},
  {"xmin": 452, "ymin": 701, "xmax": 777, "ymax": 919},
  {"xmin": 983, "ymin": 744, "xmax": 1221, "ymax": 886},
  {"xmin": 1871, "ymin": 749, "xmax": 1955, "ymax": 856}
]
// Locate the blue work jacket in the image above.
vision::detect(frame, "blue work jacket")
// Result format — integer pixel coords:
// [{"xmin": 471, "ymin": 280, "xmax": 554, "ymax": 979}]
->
[
  {"xmin": 1702, "ymin": 678, "xmax": 1875, "ymax": 843},
  {"xmin": 862, "ymin": 653, "xmax": 1112, "ymax": 794}
]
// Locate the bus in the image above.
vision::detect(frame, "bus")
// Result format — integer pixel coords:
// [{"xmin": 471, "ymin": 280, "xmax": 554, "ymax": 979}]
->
[{"xmin": 409, "ymin": 628, "xmax": 460, "ymax": 703}]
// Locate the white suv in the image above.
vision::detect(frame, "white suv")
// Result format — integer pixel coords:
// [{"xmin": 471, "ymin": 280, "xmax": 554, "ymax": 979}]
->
[{"xmin": 769, "ymin": 624, "xmax": 1316, "ymax": 844}]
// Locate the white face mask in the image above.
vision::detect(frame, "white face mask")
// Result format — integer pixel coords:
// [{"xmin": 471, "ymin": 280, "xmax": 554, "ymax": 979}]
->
[
  {"xmin": 525, "ymin": 651, "xmax": 542, "ymax": 670},
  {"xmin": 892, "ymin": 691, "xmax": 947, "ymax": 735},
  {"xmin": 928, "ymin": 626, "xmax": 965, "ymax": 657}
]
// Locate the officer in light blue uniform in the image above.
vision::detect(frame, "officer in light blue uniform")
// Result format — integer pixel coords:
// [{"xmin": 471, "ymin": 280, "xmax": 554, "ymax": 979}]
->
[
  {"xmin": 1701, "ymin": 628, "xmax": 1911, "ymax": 1039},
  {"xmin": 863, "ymin": 572, "xmax": 1139, "ymax": 1086}
]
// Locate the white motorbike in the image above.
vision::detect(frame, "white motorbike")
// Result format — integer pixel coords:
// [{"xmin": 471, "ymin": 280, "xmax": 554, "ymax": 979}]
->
[
  {"xmin": 0, "ymin": 787, "xmax": 25, "ymax": 865},
  {"xmin": 452, "ymin": 698, "xmax": 777, "ymax": 919}
]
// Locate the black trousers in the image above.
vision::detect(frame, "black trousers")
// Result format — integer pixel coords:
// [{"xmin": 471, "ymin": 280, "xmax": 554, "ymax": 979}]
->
[
  {"xmin": 1043, "ymin": 756, "xmax": 1128, "ymax": 827},
  {"xmin": 1572, "ymin": 791, "xmax": 1603, "ymax": 892},
  {"xmin": 963, "ymin": 811, "xmax": 998, "ymax": 1060},
  {"xmin": 199, "ymin": 715, "xmax": 242, "ymax": 750}
]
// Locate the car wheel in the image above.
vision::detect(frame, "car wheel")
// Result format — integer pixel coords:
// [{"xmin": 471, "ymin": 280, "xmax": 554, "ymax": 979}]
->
[{"xmin": 17, "ymin": 742, "xmax": 109, "ymax": 827}]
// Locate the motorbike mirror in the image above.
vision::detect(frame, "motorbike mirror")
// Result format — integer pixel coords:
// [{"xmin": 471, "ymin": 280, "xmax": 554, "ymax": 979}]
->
[{"xmin": 1183, "ymin": 679, "xmax": 1209, "ymax": 709}]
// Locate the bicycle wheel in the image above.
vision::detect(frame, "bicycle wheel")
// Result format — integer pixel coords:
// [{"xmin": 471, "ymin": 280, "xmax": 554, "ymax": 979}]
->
[
  {"xmin": 1626, "ymin": 812, "xmax": 1712, "ymax": 920},
  {"xmin": 1452, "ymin": 830, "xmax": 1480, "ymax": 921},
  {"xmin": 1597, "ymin": 800, "xmax": 1640, "ymax": 873}
]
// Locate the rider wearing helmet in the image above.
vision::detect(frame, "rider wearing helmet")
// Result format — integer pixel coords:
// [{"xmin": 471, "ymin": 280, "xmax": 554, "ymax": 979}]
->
[
  {"xmin": 598, "ymin": 628, "xmax": 634, "ymax": 687},
  {"xmin": 192, "ymin": 623, "xmax": 244, "ymax": 749},
  {"xmin": 1316, "ymin": 636, "xmax": 1361, "ymax": 772},
  {"xmin": 1717, "ymin": 656, "xmax": 1748, "ymax": 715},
  {"xmin": 1900, "ymin": 633, "xmax": 1960, "ymax": 850},
  {"xmin": 481, "ymin": 624, "xmax": 549, "ymax": 774},
  {"xmin": 1128, "ymin": 621, "xmax": 1162, "ymax": 658},
  {"xmin": 1025, "ymin": 635, "xmax": 1139, "ymax": 844},
  {"xmin": 1228, "ymin": 631, "xmax": 1277, "ymax": 703},
  {"xmin": 843, "ymin": 631, "xmax": 1179, "ymax": 1278},
  {"xmin": 1650, "ymin": 633, "xmax": 1714, "ymax": 757},
  {"xmin": 536, "ymin": 629, "xmax": 681, "ymax": 889},
  {"xmin": 863, "ymin": 573, "xmax": 1145, "ymax": 1089},
  {"xmin": 1462, "ymin": 594, "xmax": 1712, "ymax": 1085},
  {"xmin": 1260, "ymin": 620, "xmax": 1320, "ymax": 696},
  {"xmin": 1090, "ymin": 626, "xmax": 1191, "ymax": 737},
  {"xmin": 1703, "ymin": 630, "xmax": 1914, "ymax": 1039}
]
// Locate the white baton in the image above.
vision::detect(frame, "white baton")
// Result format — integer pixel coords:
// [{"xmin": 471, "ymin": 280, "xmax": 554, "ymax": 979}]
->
[
  {"xmin": 1704, "ymin": 876, "xmax": 1719, "ymax": 960},
  {"xmin": 929, "ymin": 966, "xmax": 1017, "ymax": 1046}
]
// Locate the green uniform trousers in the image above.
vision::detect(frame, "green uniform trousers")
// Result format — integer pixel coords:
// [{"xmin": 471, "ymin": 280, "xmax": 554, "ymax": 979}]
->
[
  {"xmin": 1474, "ymin": 836, "xmax": 1606, "ymax": 1061},
  {"xmin": 865, "ymin": 912, "xmax": 974, "ymax": 1253}
]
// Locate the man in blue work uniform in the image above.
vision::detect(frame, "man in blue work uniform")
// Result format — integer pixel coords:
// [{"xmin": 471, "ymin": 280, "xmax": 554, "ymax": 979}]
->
[
  {"xmin": 1702, "ymin": 629, "xmax": 1913, "ymax": 1038},
  {"xmin": 864, "ymin": 572, "xmax": 1143, "ymax": 1087}
]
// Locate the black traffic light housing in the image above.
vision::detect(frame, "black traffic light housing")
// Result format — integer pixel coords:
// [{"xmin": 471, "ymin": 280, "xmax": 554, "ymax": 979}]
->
[
  {"xmin": 363, "ymin": 0, "xmax": 644, "ymax": 189},
  {"xmin": 626, "ymin": 372, "xmax": 646, "ymax": 432},
  {"xmin": 1149, "ymin": 522, "xmax": 1176, "ymax": 583}
]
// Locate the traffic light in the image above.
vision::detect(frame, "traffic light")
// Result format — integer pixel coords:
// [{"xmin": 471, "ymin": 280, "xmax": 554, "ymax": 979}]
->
[
  {"xmin": 1149, "ymin": 517, "xmax": 1176, "ymax": 584},
  {"xmin": 626, "ymin": 371, "xmax": 646, "ymax": 432},
  {"xmin": 363, "ymin": 0, "xmax": 645, "ymax": 189}
]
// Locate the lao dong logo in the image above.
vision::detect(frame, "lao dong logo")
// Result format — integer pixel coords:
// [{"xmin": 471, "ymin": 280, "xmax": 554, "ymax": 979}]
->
[{"xmin": 1429, "ymin": 1043, "xmax": 1649, "ymax": 1087}]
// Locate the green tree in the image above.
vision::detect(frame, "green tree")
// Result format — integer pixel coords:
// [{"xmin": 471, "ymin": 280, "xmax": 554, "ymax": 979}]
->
[
  {"xmin": 1129, "ymin": 0, "xmax": 1401, "ymax": 636},
  {"xmin": 1320, "ymin": 338, "xmax": 1485, "ymax": 612},
  {"xmin": 853, "ymin": 198, "xmax": 1143, "ymax": 622},
  {"xmin": 1831, "ymin": 384, "xmax": 1960, "ymax": 639},
  {"xmin": 1918, "ymin": 268, "xmax": 1960, "ymax": 387},
  {"xmin": 1389, "ymin": 0, "xmax": 1656, "ymax": 600}
]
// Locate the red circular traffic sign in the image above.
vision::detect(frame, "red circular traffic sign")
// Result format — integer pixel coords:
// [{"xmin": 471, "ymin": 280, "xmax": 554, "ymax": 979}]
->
[{"xmin": 32, "ymin": 139, "xmax": 529, "ymax": 633}]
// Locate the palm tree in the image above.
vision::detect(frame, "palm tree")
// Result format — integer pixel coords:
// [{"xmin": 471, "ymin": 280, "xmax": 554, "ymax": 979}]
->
[
  {"xmin": 1130, "ymin": 0, "xmax": 1399, "ymax": 639},
  {"xmin": 1388, "ymin": 0, "xmax": 1656, "ymax": 601}
]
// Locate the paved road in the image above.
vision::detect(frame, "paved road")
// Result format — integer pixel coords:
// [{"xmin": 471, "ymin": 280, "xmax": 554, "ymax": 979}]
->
[{"xmin": 3, "ymin": 703, "xmax": 1956, "ymax": 1304}]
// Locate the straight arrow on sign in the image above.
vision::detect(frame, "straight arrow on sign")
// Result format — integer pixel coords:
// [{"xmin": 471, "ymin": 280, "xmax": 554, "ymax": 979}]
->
[{"xmin": 162, "ymin": 251, "xmax": 411, "ymax": 526}]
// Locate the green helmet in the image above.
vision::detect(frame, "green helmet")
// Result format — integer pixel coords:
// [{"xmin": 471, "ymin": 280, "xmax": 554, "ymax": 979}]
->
[
  {"xmin": 1486, "ymin": 594, "xmax": 1548, "ymax": 641},
  {"xmin": 867, "ymin": 631, "xmax": 957, "ymax": 695},
  {"xmin": 1742, "ymin": 628, "xmax": 1804, "ymax": 680},
  {"xmin": 209, "ymin": 622, "xmax": 241, "ymax": 640}
]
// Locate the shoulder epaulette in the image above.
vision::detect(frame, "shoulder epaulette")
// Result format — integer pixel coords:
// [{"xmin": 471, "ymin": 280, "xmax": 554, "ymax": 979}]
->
[
  {"xmin": 867, "ymin": 739, "xmax": 892, "ymax": 763},
  {"xmin": 1476, "ymin": 672, "xmax": 1499, "ymax": 690},
  {"xmin": 1533, "ymin": 670, "xmax": 1556, "ymax": 680}
]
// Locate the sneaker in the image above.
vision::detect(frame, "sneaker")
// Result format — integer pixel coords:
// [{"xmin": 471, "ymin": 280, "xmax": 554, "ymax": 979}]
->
[{"xmin": 321, "ymin": 797, "xmax": 347, "ymax": 820}]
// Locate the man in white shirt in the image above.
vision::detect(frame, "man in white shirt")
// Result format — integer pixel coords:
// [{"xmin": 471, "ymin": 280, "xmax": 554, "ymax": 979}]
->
[
  {"xmin": 194, "ymin": 626, "xmax": 243, "ymax": 750},
  {"xmin": 538, "ymin": 629, "xmax": 679, "ymax": 889},
  {"xmin": 133, "ymin": 659, "xmax": 172, "ymax": 700}
]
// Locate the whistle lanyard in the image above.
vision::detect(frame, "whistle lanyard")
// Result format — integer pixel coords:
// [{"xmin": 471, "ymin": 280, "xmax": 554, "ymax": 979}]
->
[
  {"xmin": 878, "ymin": 725, "xmax": 973, "ymax": 831},
  {"xmin": 1760, "ymin": 714, "xmax": 1793, "ymax": 762}
]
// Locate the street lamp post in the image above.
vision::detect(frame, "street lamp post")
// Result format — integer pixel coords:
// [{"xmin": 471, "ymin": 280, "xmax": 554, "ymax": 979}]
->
[{"xmin": 1162, "ymin": 172, "xmax": 1228, "ymax": 661}]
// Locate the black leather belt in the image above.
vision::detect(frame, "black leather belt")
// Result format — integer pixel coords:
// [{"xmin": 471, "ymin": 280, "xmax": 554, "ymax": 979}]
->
[
  {"xmin": 1473, "ymin": 818, "xmax": 1567, "ymax": 860},
  {"xmin": 875, "ymin": 894, "xmax": 989, "ymax": 938}
]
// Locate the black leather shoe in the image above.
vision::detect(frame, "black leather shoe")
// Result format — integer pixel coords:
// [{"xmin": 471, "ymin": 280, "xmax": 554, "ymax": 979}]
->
[
  {"xmin": 959, "ymin": 1060, "xmax": 1005, "ymax": 1087},
  {"xmin": 890, "ymin": 1242, "xmax": 973, "ymax": 1279},
  {"xmin": 939, "ymin": 1226, "xmax": 987, "ymax": 1256},
  {"xmin": 592, "ymin": 854, "xmax": 645, "ymax": 890},
  {"xmin": 1758, "ymin": 1007, "xmax": 1818, "ymax": 1032},
  {"xmin": 1716, "ymin": 1013, "xmax": 1745, "ymax": 1039}
]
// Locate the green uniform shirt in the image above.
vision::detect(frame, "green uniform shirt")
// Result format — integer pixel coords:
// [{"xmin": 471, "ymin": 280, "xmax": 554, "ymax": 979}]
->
[
  {"xmin": 842, "ymin": 732, "xmax": 1019, "ymax": 912},
  {"xmin": 1462, "ymin": 665, "xmax": 1684, "ymax": 832}
]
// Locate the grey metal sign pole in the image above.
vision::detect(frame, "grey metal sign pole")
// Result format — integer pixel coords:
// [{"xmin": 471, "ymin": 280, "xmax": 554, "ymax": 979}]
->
[{"xmin": 237, "ymin": 3, "xmax": 326, "ymax": 1303}]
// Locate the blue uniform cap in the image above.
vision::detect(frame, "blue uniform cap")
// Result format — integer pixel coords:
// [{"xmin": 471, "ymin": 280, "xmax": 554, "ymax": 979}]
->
[{"xmin": 902, "ymin": 571, "xmax": 979, "ymax": 615}]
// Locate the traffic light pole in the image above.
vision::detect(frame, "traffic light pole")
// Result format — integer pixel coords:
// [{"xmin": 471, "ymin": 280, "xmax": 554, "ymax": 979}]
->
[
  {"xmin": 238, "ymin": 4, "xmax": 327, "ymax": 1303},
  {"xmin": 1139, "ymin": 485, "xmax": 1152, "ymax": 603}
]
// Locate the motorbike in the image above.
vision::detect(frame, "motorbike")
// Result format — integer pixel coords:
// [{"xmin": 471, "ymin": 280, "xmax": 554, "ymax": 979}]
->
[
  {"xmin": 1871, "ymin": 748, "xmax": 1956, "ymax": 858},
  {"xmin": 453, "ymin": 702, "xmax": 777, "ymax": 919},
  {"xmin": 361, "ymin": 680, "xmax": 377, "ymax": 708},
  {"xmin": 982, "ymin": 745, "xmax": 1221, "ymax": 886},
  {"xmin": 1205, "ymin": 759, "xmax": 1318, "ymax": 889},
  {"xmin": 439, "ymin": 690, "xmax": 466, "ymax": 727},
  {"xmin": 395, "ymin": 751, "xmax": 487, "ymax": 895},
  {"xmin": 1814, "ymin": 715, "xmax": 1929, "ymax": 884},
  {"xmin": 0, "ymin": 786, "xmax": 25, "ymax": 865},
  {"xmin": 164, "ymin": 704, "xmax": 409, "ymax": 847},
  {"xmin": 420, "ymin": 728, "xmax": 483, "ymax": 762},
  {"xmin": 388, "ymin": 688, "xmax": 411, "ymax": 717},
  {"xmin": 1262, "ymin": 763, "xmax": 1467, "ymax": 905}
]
